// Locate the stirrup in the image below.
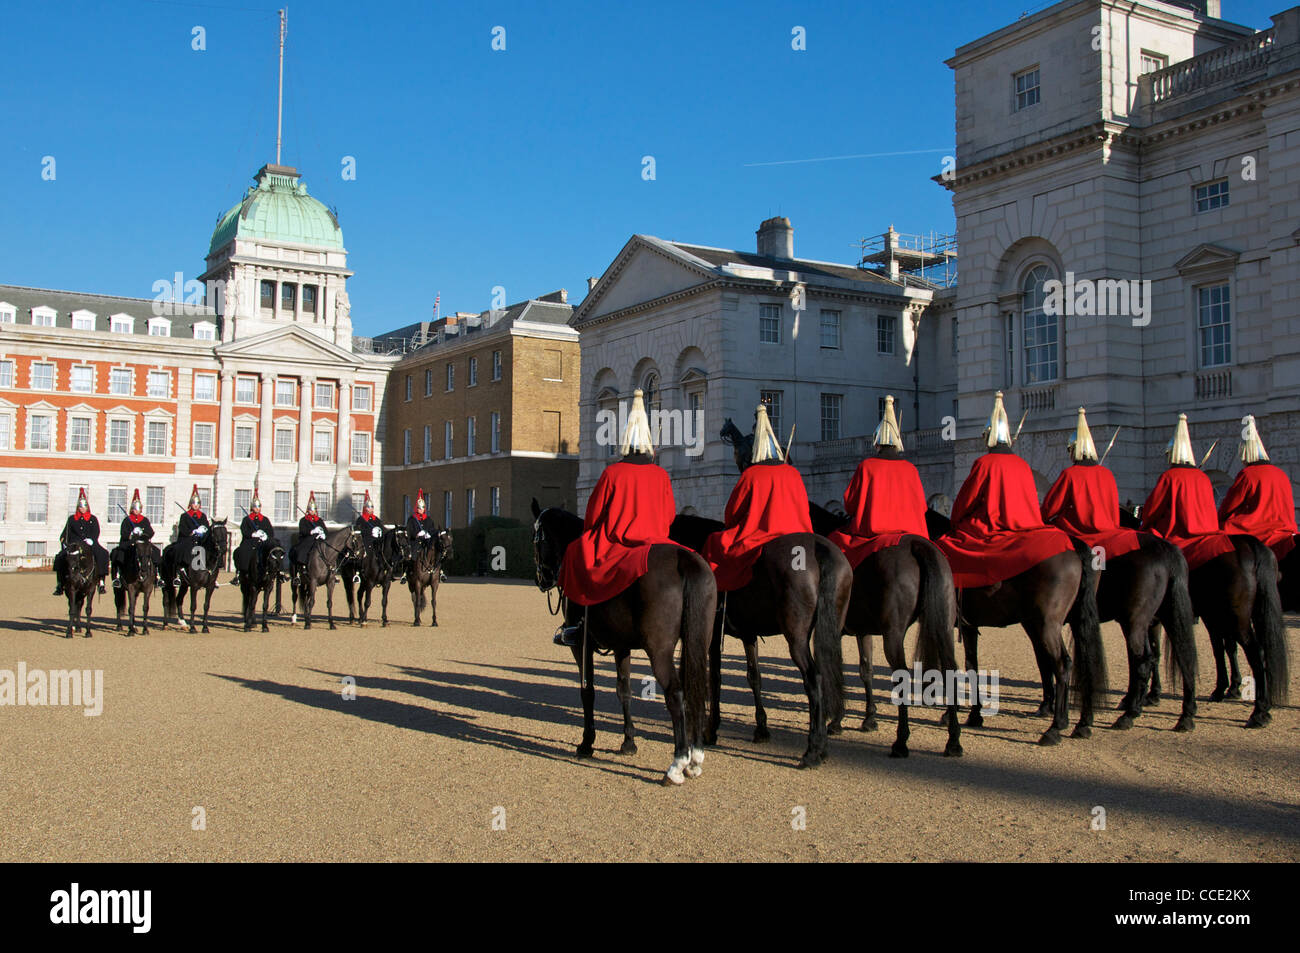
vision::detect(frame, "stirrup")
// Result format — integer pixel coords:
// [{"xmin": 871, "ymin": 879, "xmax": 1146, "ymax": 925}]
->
[{"xmin": 553, "ymin": 623, "xmax": 582, "ymax": 647}]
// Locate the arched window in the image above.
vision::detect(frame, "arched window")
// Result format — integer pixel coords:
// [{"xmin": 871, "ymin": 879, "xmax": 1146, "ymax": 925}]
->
[
  {"xmin": 642, "ymin": 371, "xmax": 661, "ymax": 414},
  {"xmin": 1022, "ymin": 265, "xmax": 1059, "ymax": 384}
]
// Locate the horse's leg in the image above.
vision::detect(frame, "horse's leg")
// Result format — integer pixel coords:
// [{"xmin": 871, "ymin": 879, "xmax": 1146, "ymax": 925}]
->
[
  {"xmin": 614, "ymin": 649, "xmax": 637, "ymax": 755},
  {"xmin": 649, "ymin": 639, "xmax": 690, "ymax": 785},
  {"xmin": 572, "ymin": 641, "xmax": 596, "ymax": 758},
  {"xmin": 127, "ymin": 589, "xmax": 137, "ymax": 637},
  {"xmin": 303, "ymin": 581, "xmax": 314, "ymax": 630},
  {"xmin": 429, "ymin": 576, "xmax": 439, "ymax": 627},
  {"xmin": 261, "ymin": 582, "xmax": 271, "ymax": 633},
  {"xmin": 961, "ymin": 624, "xmax": 984, "ymax": 728},
  {"xmin": 83, "ymin": 590, "xmax": 93, "ymax": 639},
  {"xmin": 1025, "ymin": 617, "xmax": 1069, "ymax": 746},
  {"xmin": 380, "ymin": 580, "xmax": 390, "ymax": 627},
  {"xmin": 742, "ymin": 638, "xmax": 769, "ymax": 743},
  {"xmin": 857, "ymin": 634, "xmax": 878, "ymax": 732},
  {"xmin": 326, "ymin": 577, "xmax": 337, "ymax": 630},
  {"xmin": 1029, "ymin": 638, "xmax": 1057, "ymax": 718},
  {"xmin": 783, "ymin": 627, "xmax": 826, "ymax": 769},
  {"xmin": 704, "ymin": 613, "xmax": 722, "ymax": 746},
  {"xmin": 880, "ymin": 625, "xmax": 911, "ymax": 758},
  {"xmin": 1146, "ymin": 624, "xmax": 1164, "ymax": 704},
  {"xmin": 1207, "ymin": 616, "xmax": 1231, "ymax": 702},
  {"xmin": 1112, "ymin": 620, "xmax": 1151, "ymax": 730},
  {"xmin": 141, "ymin": 586, "xmax": 151, "ymax": 635},
  {"xmin": 1224, "ymin": 639, "xmax": 1243, "ymax": 700},
  {"xmin": 410, "ymin": 582, "xmax": 421, "ymax": 626},
  {"xmin": 201, "ymin": 584, "xmax": 213, "ymax": 633}
]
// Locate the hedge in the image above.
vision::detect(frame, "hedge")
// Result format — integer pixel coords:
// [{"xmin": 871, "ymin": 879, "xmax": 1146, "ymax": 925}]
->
[
  {"xmin": 483, "ymin": 525, "xmax": 535, "ymax": 579},
  {"xmin": 440, "ymin": 516, "xmax": 531, "ymax": 578}
]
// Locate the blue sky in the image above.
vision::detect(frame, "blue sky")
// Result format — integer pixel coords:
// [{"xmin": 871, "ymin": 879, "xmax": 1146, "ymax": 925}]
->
[{"xmin": 1, "ymin": 0, "xmax": 1283, "ymax": 336}]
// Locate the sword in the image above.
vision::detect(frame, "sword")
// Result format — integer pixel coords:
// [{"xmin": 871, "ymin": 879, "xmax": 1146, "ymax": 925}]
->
[
  {"xmin": 1199, "ymin": 439, "xmax": 1219, "ymax": 469},
  {"xmin": 1099, "ymin": 427, "xmax": 1120, "ymax": 466},
  {"xmin": 1012, "ymin": 410, "xmax": 1028, "ymax": 444},
  {"xmin": 785, "ymin": 424, "xmax": 796, "ymax": 460}
]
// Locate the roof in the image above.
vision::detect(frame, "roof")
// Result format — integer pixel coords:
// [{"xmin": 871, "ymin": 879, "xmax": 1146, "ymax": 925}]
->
[
  {"xmin": 0, "ymin": 283, "xmax": 217, "ymax": 336},
  {"xmin": 209, "ymin": 164, "xmax": 343, "ymax": 256},
  {"xmin": 668, "ymin": 241, "xmax": 903, "ymax": 288},
  {"xmin": 374, "ymin": 293, "xmax": 575, "ymax": 359}
]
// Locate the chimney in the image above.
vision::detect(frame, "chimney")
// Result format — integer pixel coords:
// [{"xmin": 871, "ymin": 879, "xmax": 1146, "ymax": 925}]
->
[
  {"xmin": 756, "ymin": 216, "xmax": 794, "ymax": 260},
  {"xmin": 587, "ymin": 277, "xmax": 598, "ymax": 292}
]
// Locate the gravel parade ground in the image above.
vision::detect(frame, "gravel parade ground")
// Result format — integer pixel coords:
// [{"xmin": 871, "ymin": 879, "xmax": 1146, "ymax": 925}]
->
[{"xmin": 1, "ymin": 573, "xmax": 1296, "ymax": 863}]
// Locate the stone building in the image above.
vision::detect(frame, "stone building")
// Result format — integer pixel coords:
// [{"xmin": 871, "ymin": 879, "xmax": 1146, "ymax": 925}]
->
[
  {"xmin": 944, "ymin": 0, "xmax": 1300, "ymax": 504},
  {"xmin": 571, "ymin": 217, "xmax": 957, "ymax": 517},
  {"xmin": 380, "ymin": 293, "xmax": 579, "ymax": 528}
]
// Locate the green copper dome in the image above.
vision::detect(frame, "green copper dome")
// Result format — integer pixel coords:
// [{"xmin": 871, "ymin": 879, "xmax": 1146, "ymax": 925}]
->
[{"xmin": 209, "ymin": 164, "xmax": 343, "ymax": 255}]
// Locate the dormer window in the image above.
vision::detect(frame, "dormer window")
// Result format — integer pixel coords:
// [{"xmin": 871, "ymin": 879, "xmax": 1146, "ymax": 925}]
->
[
  {"xmin": 0, "ymin": 302, "xmax": 15, "ymax": 324},
  {"xmin": 148, "ymin": 317, "xmax": 171, "ymax": 337},
  {"xmin": 71, "ymin": 309, "xmax": 96, "ymax": 331},
  {"xmin": 110, "ymin": 313, "xmax": 134, "ymax": 334},
  {"xmin": 1014, "ymin": 67, "xmax": 1040, "ymax": 111},
  {"xmin": 192, "ymin": 321, "xmax": 216, "ymax": 340},
  {"xmin": 31, "ymin": 306, "xmax": 57, "ymax": 327}
]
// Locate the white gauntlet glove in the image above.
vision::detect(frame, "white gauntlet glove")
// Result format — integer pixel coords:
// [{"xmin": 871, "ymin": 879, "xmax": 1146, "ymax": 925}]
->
[
  {"xmin": 193, "ymin": 525, "xmax": 207, "ymax": 536},
  {"xmin": 253, "ymin": 530, "xmax": 267, "ymax": 541},
  {"xmin": 313, "ymin": 527, "xmax": 326, "ymax": 539},
  {"xmin": 131, "ymin": 526, "xmax": 143, "ymax": 536},
  {"xmin": 418, "ymin": 530, "xmax": 430, "ymax": 539},
  {"xmin": 371, "ymin": 527, "xmax": 381, "ymax": 538}
]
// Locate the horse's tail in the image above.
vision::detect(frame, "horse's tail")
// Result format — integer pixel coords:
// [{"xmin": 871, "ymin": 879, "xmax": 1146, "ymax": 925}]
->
[
  {"xmin": 1068, "ymin": 539, "xmax": 1108, "ymax": 708},
  {"xmin": 814, "ymin": 539, "xmax": 849, "ymax": 729},
  {"xmin": 1156, "ymin": 540, "xmax": 1198, "ymax": 694},
  {"xmin": 910, "ymin": 537, "xmax": 959, "ymax": 679},
  {"xmin": 113, "ymin": 584, "xmax": 125, "ymax": 613},
  {"xmin": 1246, "ymin": 536, "xmax": 1290, "ymax": 705},
  {"xmin": 679, "ymin": 550, "xmax": 714, "ymax": 745}
]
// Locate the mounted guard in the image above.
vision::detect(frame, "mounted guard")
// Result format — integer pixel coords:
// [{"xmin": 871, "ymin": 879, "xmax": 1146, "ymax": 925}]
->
[
  {"xmin": 1217, "ymin": 415, "xmax": 1297, "ymax": 562},
  {"xmin": 111, "ymin": 489, "xmax": 161, "ymax": 590},
  {"xmin": 53, "ymin": 487, "xmax": 110, "ymax": 596},
  {"xmin": 232, "ymin": 487, "xmax": 280, "ymax": 587}
]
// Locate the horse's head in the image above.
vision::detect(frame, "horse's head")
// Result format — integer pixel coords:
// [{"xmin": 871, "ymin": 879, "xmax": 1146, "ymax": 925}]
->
[
  {"xmin": 719, "ymin": 419, "xmax": 753, "ymax": 474},
  {"xmin": 211, "ymin": 519, "xmax": 230, "ymax": 557},
  {"xmin": 532, "ymin": 505, "xmax": 582, "ymax": 593},
  {"xmin": 389, "ymin": 527, "xmax": 412, "ymax": 563},
  {"xmin": 344, "ymin": 528, "xmax": 365, "ymax": 560},
  {"xmin": 435, "ymin": 529, "xmax": 453, "ymax": 563}
]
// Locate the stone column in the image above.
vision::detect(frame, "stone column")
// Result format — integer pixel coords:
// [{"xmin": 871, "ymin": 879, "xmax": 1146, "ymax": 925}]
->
[
  {"xmin": 335, "ymin": 380, "xmax": 352, "ymax": 509},
  {"xmin": 294, "ymin": 280, "xmax": 303, "ymax": 324},
  {"xmin": 258, "ymin": 372, "xmax": 274, "ymax": 480},
  {"xmin": 216, "ymin": 369, "xmax": 234, "ymax": 515},
  {"xmin": 297, "ymin": 374, "xmax": 315, "ymax": 509}
]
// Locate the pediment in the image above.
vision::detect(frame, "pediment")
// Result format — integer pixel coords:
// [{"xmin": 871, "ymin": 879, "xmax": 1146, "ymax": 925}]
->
[
  {"xmin": 577, "ymin": 236, "xmax": 716, "ymax": 324},
  {"xmin": 216, "ymin": 326, "xmax": 359, "ymax": 366},
  {"xmin": 1174, "ymin": 243, "xmax": 1239, "ymax": 274}
]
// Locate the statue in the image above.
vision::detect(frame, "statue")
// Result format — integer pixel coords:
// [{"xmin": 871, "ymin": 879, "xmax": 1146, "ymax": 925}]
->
[
  {"xmin": 223, "ymin": 270, "xmax": 240, "ymax": 320},
  {"xmin": 335, "ymin": 288, "xmax": 351, "ymax": 324}
]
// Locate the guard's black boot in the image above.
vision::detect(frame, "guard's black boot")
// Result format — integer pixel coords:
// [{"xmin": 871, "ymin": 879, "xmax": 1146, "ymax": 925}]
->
[
  {"xmin": 113, "ymin": 573, "xmax": 123, "ymax": 590},
  {"xmin": 553, "ymin": 622, "xmax": 582, "ymax": 647},
  {"xmin": 53, "ymin": 581, "xmax": 64, "ymax": 597},
  {"xmin": 97, "ymin": 579, "xmax": 107, "ymax": 595}
]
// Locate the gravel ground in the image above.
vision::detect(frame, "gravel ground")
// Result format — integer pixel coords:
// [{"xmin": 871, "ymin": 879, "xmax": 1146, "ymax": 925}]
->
[{"xmin": 0, "ymin": 573, "xmax": 1296, "ymax": 862}]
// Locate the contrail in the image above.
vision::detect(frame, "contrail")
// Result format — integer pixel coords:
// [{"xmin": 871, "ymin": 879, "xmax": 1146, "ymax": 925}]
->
[{"xmin": 743, "ymin": 148, "xmax": 953, "ymax": 168}]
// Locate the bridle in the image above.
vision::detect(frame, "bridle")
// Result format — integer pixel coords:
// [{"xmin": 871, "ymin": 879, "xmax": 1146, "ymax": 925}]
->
[{"xmin": 532, "ymin": 510, "xmax": 567, "ymax": 618}]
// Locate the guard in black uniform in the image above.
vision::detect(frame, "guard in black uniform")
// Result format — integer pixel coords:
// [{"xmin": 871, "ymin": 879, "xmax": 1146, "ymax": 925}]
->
[
  {"xmin": 53, "ymin": 487, "xmax": 110, "ymax": 595},
  {"xmin": 405, "ymin": 489, "xmax": 438, "ymax": 547},
  {"xmin": 111, "ymin": 488, "xmax": 160, "ymax": 589},
  {"xmin": 354, "ymin": 490, "xmax": 384, "ymax": 552},
  {"xmin": 292, "ymin": 492, "xmax": 328, "ymax": 569},
  {"xmin": 233, "ymin": 488, "xmax": 278, "ymax": 586}
]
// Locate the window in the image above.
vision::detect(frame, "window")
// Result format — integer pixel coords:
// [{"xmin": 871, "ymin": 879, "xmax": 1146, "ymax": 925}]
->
[
  {"xmin": 352, "ymin": 385, "xmax": 372, "ymax": 411},
  {"xmin": 1022, "ymin": 265, "xmax": 1059, "ymax": 384},
  {"xmin": 71, "ymin": 310, "xmax": 94, "ymax": 331},
  {"xmin": 146, "ymin": 420, "xmax": 168, "ymax": 455},
  {"xmin": 148, "ymin": 317, "xmax": 171, "ymax": 337},
  {"xmin": 302, "ymin": 284, "xmax": 317, "ymax": 315},
  {"xmin": 1194, "ymin": 179, "xmax": 1230, "ymax": 213},
  {"xmin": 27, "ymin": 482, "xmax": 48, "ymax": 523},
  {"xmin": 0, "ymin": 482, "xmax": 7, "ymax": 521},
  {"xmin": 274, "ymin": 490, "xmax": 292, "ymax": 524},
  {"xmin": 0, "ymin": 304, "xmax": 15, "ymax": 324},
  {"xmin": 110, "ymin": 314, "xmax": 133, "ymax": 334},
  {"xmin": 147, "ymin": 370, "xmax": 170, "ymax": 399},
  {"xmin": 405, "ymin": 375, "xmax": 413, "ymax": 401},
  {"xmin": 194, "ymin": 422, "xmax": 215, "ymax": 458},
  {"xmin": 469, "ymin": 356, "xmax": 478, "ymax": 386},
  {"xmin": 423, "ymin": 425, "xmax": 432, "ymax": 462},
  {"xmin": 314, "ymin": 491, "xmax": 332, "ymax": 519},
  {"xmin": 760, "ymin": 390, "xmax": 783, "ymax": 438},
  {"xmin": 234, "ymin": 423, "xmax": 255, "ymax": 460},
  {"xmin": 235, "ymin": 376, "xmax": 257, "ymax": 404},
  {"xmin": 444, "ymin": 421, "xmax": 454, "ymax": 458},
  {"xmin": 877, "ymin": 315, "xmax": 897, "ymax": 355},
  {"xmin": 820, "ymin": 393, "xmax": 842, "ymax": 441},
  {"xmin": 31, "ymin": 307, "xmax": 56, "ymax": 327},
  {"xmin": 68, "ymin": 416, "xmax": 91, "ymax": 454},
  {"xmin": 1140, "ymin": 50, "xmax": 1168, "ymax": 74},
  {"xmin": 759, "ymin": 303, "xmax": 782, "ymax": 344},
  {"xmin": 490, "ymin": 486, "xmax": 501, "ymax": 517},
  {"xmin": 351, "ymin": 492, "xmax": 365, "ymax": 517},
  {"xmin": 315, "ymin": 382, "xmax": 334, "ymax": 409},
  {"xmin": 107, "ymin": 487, "xmax": 127, "ymax": 519},
  {"xmin": 424, "ymin": 368, "xmax": 433, "ymax": 397},
  {"xmin": 234, "ymin": 489, "xmax": 252, "ymax": 517},
  {"xmin": 820, "ymin": 310, "xmax": 841, "ymax": 349},
  {"xmin": 467, "ymin": 416, "xmax": 476, "ymax": 456},
  {"xmin": 197, "ymin": 488, "xmax": 212, "ymax": 512},
  {"xmin": 443, "ymin": 490, "xmax": 453, "ymax": 528},
  {"xmin": 31, "ymin": 363, "xmax": 54, "ymax": 390},
  {"xmin": 193, "ymin": 321, "xmax": 216, "ymax": 341},
  {"xmin": 0, "ymin": 414, "xmax": 10, "ymax": 450},
  {"xmin": 275, "ymin": 379, "xmax": 296, "ymax": 406},
  {"xmin": 445, "ymin": 363, "xmax": 455, "ymax": 392},
  {"xmin": 1198, "ymin": 283, "xmax": 1232, "ymax": 367},
  {"xmin": 145, "ymin": 487, "xmax": 164, "ymax": 524},
  {"xmin": 0, "ymin": 360, "xmax": 12, "ymax": 388},
  {"xmin": 108, "ymin": 419, "xmax": 131, "ymax": 454},
  {"xmin": 313, "ymin": 429, "xmax": 333, "ymax": 464},
  {"xmin": 260, "ymin": 281, "xmax": 275, "ymax": 309},
  {"xmin": 281, "ymin": 283, "xmax": 296, "ymax": 312},
  {"xmin": 27, "ymin": 541, "xmax": 46, "ymax": 556},
  {"xmin": 1004, "ymin": 314, "xmax": 1015, "ymax": 389},
  {"xmin": 352, "ymin": 432, "xmax": 371, "ymax": 466},
  {"xmin": 28, "ymin": 413, "xmax": 53, "ymax": 451},
  {"xmin": 490, "ymin": 412, "xmax": 501, "ymax": 453},
  {"xmin": 492, "ymin": 350, "xmax": 502, "ymax": 381},
  {"xmin": 466, "ymin": 488, "xmax": 476, "ymax": 523},
  {"xmin": 1014, "ymin": 67, "xmax": 1040, "ymax": 110},
  {"xmin": 194, "ymin": 372, "xmax": 216, "ymax": 402},
  {"xmin": 273, "ymin": 427, "xmax": 294, "ymax": 462},
  {"xmin": 67, "ymin": 485, "xmax": 83, "ymax": 514},
  {"xmin": 110, "ymin": 367, "xmax": 133, "ymax": 396},
  {"xmin": 403, "ymin": 429, "xmax": 411, "ymax": 465},
  {"xmin": 70, "ymin": 366, "xmax": 93, "ymax": 394}
]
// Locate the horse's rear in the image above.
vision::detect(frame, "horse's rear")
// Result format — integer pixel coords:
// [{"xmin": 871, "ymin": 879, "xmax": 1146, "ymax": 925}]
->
[
  {"xmin": 114, "ymin": 542, "xmax": 157, "ymax": 636},
  {"xmin": 63, "ymin": 543, "xmax": 97, "ymax": 639}
]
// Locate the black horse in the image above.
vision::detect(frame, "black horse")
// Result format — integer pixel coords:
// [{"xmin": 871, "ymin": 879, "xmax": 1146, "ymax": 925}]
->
[
  {"xmin": 163, "ymin": 520, "xmax": 229, "ymax": 633},
  {"xmin": 407, "ymin": 529, "xmax": 452, "ymax": 627},
  {"xmin": 344, "ymin": 528, "xmax": 411, "ymax": 627},
  {"xmin": 113, "ymin": 538, "xmax": 158, "ymax": 637},
  {"xmin": 291, "ymin": 526, "xmax": 363, "ymax": 630},
  {"xmin": 60, "ymin": 540, "xmax": 99, "ymax": 639},
  {"xmin": 532, "ymin": 500, "xmax": 714, "ymax": 785},
  {"xmin": 240, "ymin": 541, "xmax": 286, "ymax": 632}
]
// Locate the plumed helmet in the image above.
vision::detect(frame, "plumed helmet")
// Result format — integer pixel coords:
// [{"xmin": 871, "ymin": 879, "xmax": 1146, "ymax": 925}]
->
[
  {"xmin": 983, "ymin": 391, "xmax": 1012, "ymax": 449},
  {"xmin": 620, "ymin": 389, "xmax": 656, "ymax": 456},
  {"xmin": 1239, "ymin": 414, "xmax": 1270, "ymax": 464},
  {"xmin": 751, "ymin": 403, "xmax": 784, "ymax": 463},
  {"xmin": 873, "ymin": 395, "xmax": 903, "ymax": 451},
  {"xmin": 1069, "ymin": 407, "xmax": 1099, "ymax": 462},
  {"xmin": 1166, "ymin": 413, "xmax": 1196, "ymax": 466}
]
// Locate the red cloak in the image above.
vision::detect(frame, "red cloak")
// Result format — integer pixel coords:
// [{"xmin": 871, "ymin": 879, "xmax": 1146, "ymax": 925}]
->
[
  {"xmin": 559, "ymin": 460, "xmax": 683, "ymax": 606},
  {"xmin": 936, "ymin": 451, "xmax": 1074, "ymax": 589},
  {"xmin": 1140, "ymin": 466, "xmax": 1236, "ymax": 570},
  {"xmin": 827, "ymin": 456, "xmax": 928, "ymax": 568},
  {"xmin": 1041, "ymin": 463, "xmax": 1142, "ymax": 561},
  {"xmin": 705, "ymin": 462, "xmax": 813, "ymax": 592},
  {"xmin": 1218, "ymin": 463, "xmax": 1297, "ymax": 560}
]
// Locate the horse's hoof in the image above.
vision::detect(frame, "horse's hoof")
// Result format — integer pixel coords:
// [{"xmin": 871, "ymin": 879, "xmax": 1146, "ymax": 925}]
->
[
  {"xmin": 663, "ymin": 767, "xmax": 686, "ymax": 786},
  {"xmin": 381, "ymin": 621, "xmax": 388, "ymax": 628},
  {"xmin": 1145, "ymin": 692, "xmax": 1161, "ymax": 706},
  {"xmin": 201, "ymin": 626, "xmax": 210, "ymax": 634},
  {"xmin": 966, "ymin": 711, "xmax": 984, "ymax": 728},
  {"xmin": 889, "ymin": 741, "xmax": 909, "ymax": 758},
  {"xmin": 575, "ymin": 744, "xmax": 594, "ymax": 759},
  {"xmin": 1210, "ymin": 688, "xmax": 1226, "ymax": 702},
  {"xmin": 261, "ymin": 626, "xmax": 269, "ymax": 633},
  {"xmin": 1173, "ymin": 716, "xmax": 1195, "ymax": 733},
  {"xmin": 1115, "ymin": 696, "xmax": 1131, "ymax": 711},
  {"xmin": 684, "ymin": 762, "xmax": 703, "ymax": 779},
  {"xmin": 797, "ymin": 750, "xmax": 825, "ymax": 769},
  {"xmin": 944, "ymin": 741, "xmax": 964, "ymax": 757},
  {"xmin": 1244, "ymin": 711, "xmax": 1271, "ymax": 729},
  {"xmin": 703, "ymin": 730, "xmax": 718, "ymax": 747},
  {"xmin": 1225, "ymin": 687, "xmax": 1242, "ymax": 700},
  {"xmin": 937, "ymin": 710, "xmax": 951, "ymax": 727},
  {"xmin": 328, "ymin": 624, "xmax": 337, "ymax": 630},
  {"xmin": 1037, "ymin": 728, "xmax": 1061, "ymax": 746},
  {"xmin": 859, "ymin": 716, "xmax": 879, "ymax": 733},
  {"xmin": 1110, "ymin": 714, "xmax": 1134, "ymax": 731},
  {"xmin": 752, "ymin": 726, "xmax": 770, "ymax": 743},
  {"xmin": 1071, "ymin": 724, "xmax": 1093, "ymax": 740},
  {"xmin": 1034, "ymin": 702, "xmax": 1053, "ymax": 717},
  {"xmin": 619, "ymin": 739, "xmax": 637, "ymax": 755},
  {"xmin": 827, "ymin": 721, "xmax": 843, "ymax": 736},
  {"xmin": 83, "ymin": 632, "xmax": 92, "ymax": 639},
  {"xmin": 243, "ymin": 625, "xmax": 252, "ymax": 632}
]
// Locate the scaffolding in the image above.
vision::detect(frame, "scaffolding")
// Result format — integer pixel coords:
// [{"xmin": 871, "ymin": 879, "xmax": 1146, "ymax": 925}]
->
[{"xmin": 859, "ymin": 226, "xmax": 957, "ymax": 289}]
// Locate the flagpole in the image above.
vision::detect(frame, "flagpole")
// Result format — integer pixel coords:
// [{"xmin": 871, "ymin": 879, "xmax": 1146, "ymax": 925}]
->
[{"xmin": 275, "ymin": 8, "xmax": 287, "ymax": 165}]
